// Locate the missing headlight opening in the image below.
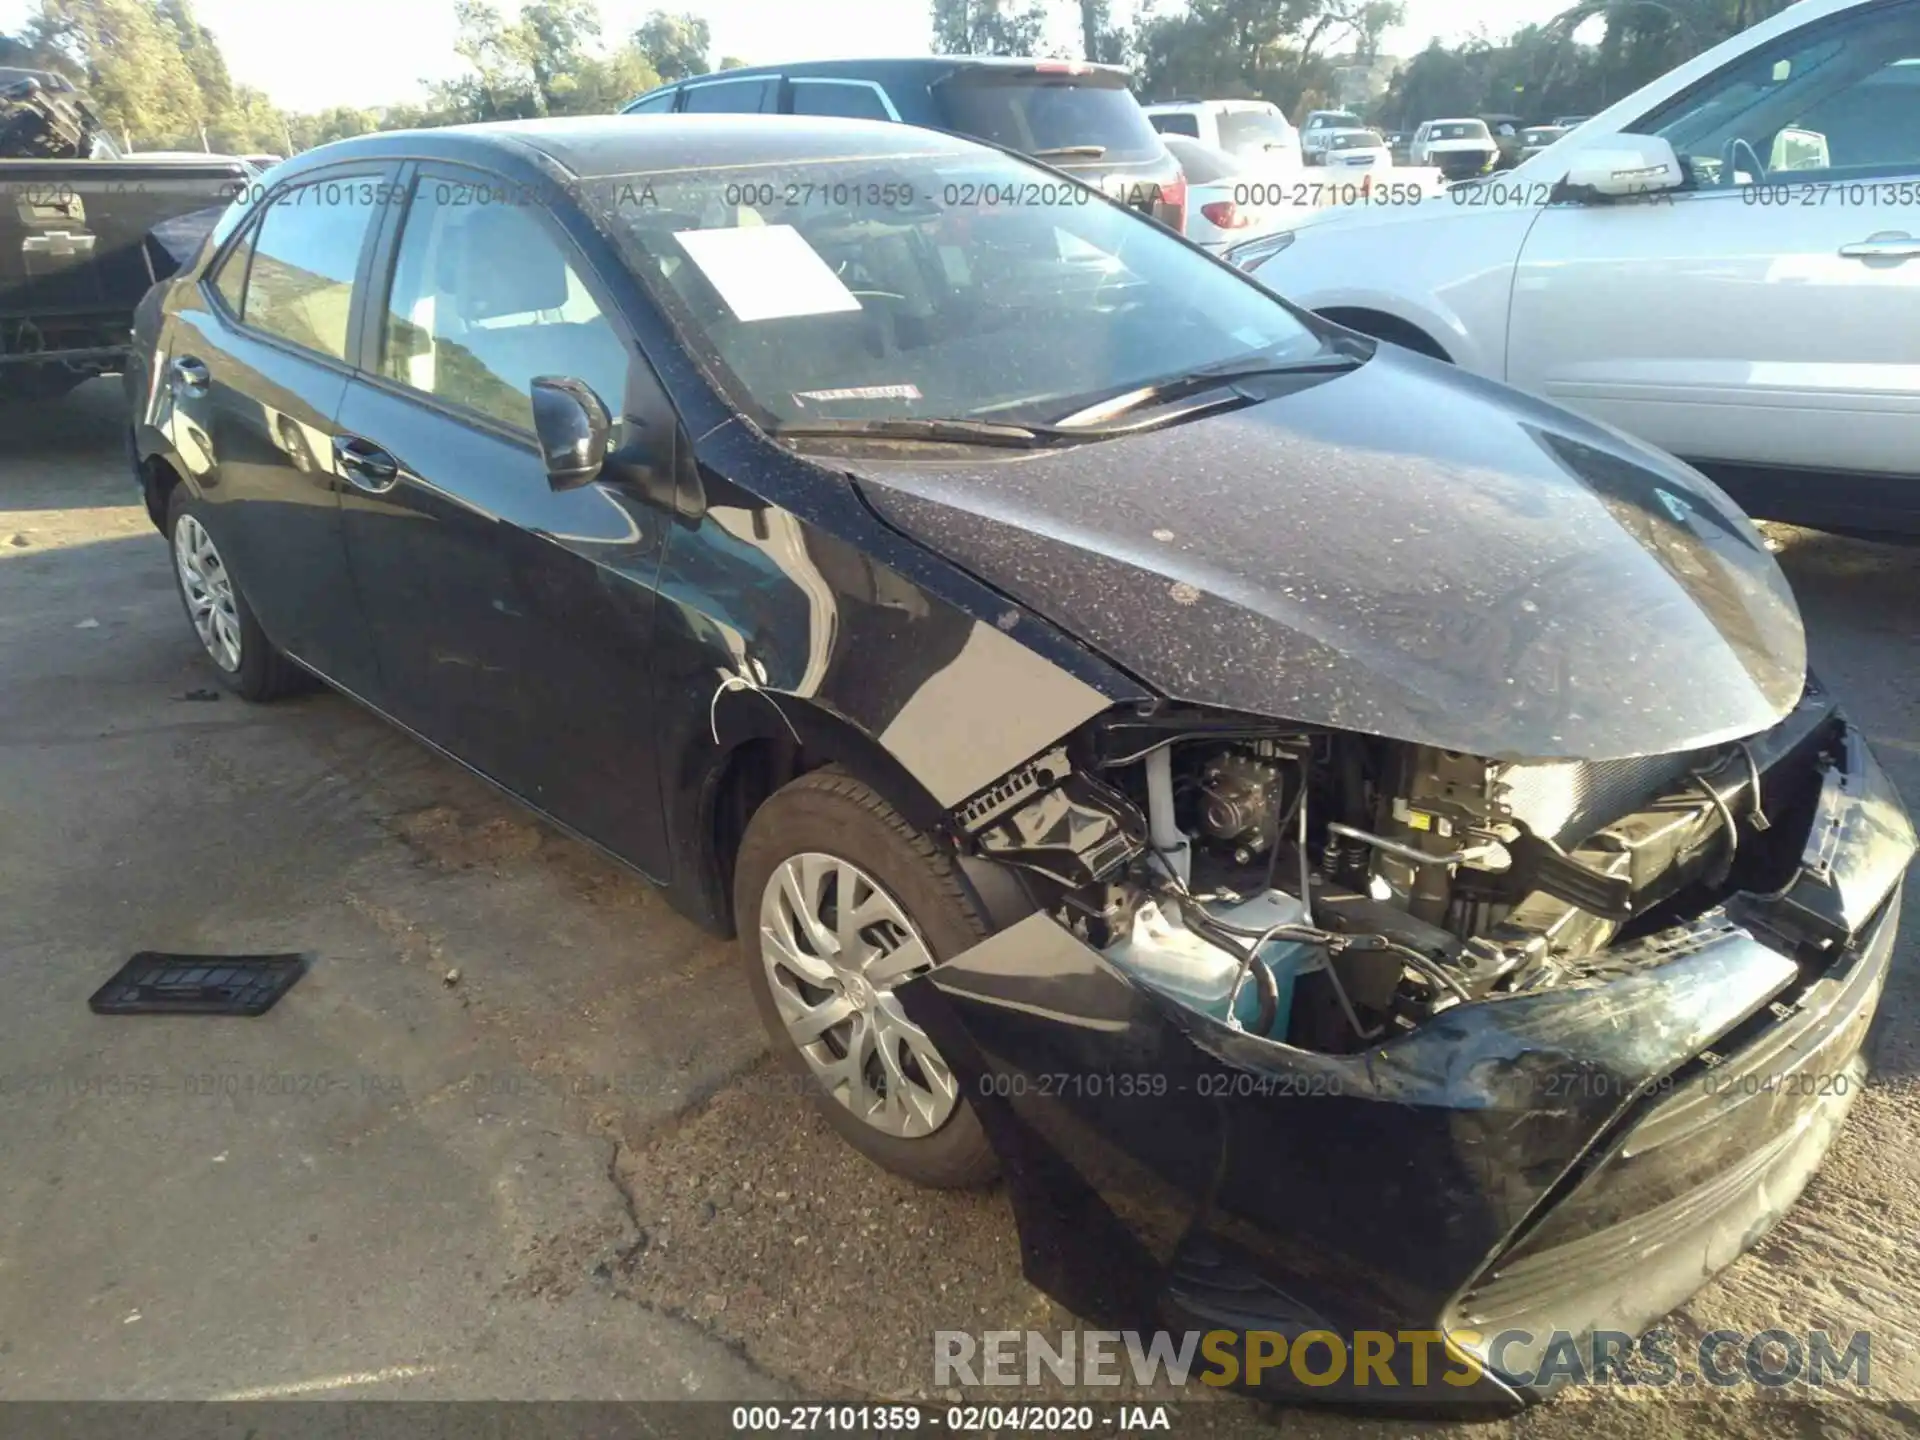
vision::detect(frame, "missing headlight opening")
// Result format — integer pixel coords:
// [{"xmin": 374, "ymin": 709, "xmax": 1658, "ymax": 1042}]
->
[{"xmin": 952, "ymin": 692, "xmax": 1840, "ymax": 1053}]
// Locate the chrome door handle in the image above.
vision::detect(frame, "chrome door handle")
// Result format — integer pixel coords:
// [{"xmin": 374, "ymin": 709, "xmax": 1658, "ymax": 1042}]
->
[
  {"xmin": 170, "ymin": 356, "xmax": 210, "ymax": 394},
  {"xmin": 1838, "ymin": 232, "xmax": 1920, "ymax": 260},
  {"xmin": 331, "ymin": 434, "xmax": 402, "ymax": 494}
]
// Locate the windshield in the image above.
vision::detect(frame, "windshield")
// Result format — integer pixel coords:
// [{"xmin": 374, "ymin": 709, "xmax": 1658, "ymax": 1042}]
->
[
  {"xmin": 1329, "ymin": 131, "xmax": 1383, "ymax": 149},
  {"xmin": 1429, "ymin": 121, "xmax": 1489, "ymax": 140},
  {"xmin": 1640, "ymin": 7, "xmax": 1920, "ymax": 187},
  {"xmin": 586, "ymin": 145, "xmax": 1321, "ymax": 430},
  {"xmin": 934, "ymin": 73, "xmax": 1163, "ymax": 163},
  {"xmin": 1216, "ymin": 107, "xmax": 1294, "ymax": 156}
]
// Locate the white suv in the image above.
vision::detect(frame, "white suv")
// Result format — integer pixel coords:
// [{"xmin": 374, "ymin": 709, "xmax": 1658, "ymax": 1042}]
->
[
  {"xmin": 1144, "ymin": 99, "xmax": 1302, "ymax": 169},
  {"xmin": 1230, "ymin": 0, "xmax": 1920, "ymax": 537}
]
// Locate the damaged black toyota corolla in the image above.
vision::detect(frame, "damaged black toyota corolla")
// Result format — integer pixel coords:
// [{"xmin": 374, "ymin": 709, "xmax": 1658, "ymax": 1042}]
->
[{"xmin": 126, "ymin": 116, "xmax": 1913, "ymax": 1407}]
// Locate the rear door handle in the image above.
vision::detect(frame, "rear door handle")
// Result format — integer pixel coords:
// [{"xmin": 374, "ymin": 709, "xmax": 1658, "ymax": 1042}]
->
[
  {"xmin": 331, "ymin": 434, "xmax": 402, "ymax": 494},
  {"xmin": 1838, "ymin": 232, "xmax": 1920, "ymax": 260},
  {"xmin": 170, "ymin": 356, "xmax": 210, "ymax": 394}
]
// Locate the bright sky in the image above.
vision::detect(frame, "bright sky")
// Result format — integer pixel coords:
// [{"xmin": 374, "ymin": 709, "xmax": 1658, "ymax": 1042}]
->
[{"xmin": 0, "ymin": 0, "xmax": 1563, "ymax": 114}]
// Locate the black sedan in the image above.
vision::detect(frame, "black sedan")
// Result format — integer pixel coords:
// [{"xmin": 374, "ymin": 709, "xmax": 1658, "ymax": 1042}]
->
[{"xmin": 126, "ymin": 115, "xmax": 1913, "ymax": 1406}]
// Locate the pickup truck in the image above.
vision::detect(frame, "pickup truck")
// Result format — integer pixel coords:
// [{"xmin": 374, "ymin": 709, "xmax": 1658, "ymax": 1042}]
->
[{"xmin": 2, "ymin": 69, "xmax": 249, "ymax": 402}]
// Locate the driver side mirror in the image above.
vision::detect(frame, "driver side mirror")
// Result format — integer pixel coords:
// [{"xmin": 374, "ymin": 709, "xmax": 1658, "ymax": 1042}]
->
[
  {"xmin": 1560, "ymin": 135, "xmax": 1686, "ymax": 200},
  {"xmin": 530, "ymin": 376, "xmax": 612, "ymax": 492}
]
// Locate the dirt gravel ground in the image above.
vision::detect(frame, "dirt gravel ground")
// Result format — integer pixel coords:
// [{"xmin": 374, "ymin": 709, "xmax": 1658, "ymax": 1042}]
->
[{"xmin": 3, "ymin": 382, "xmax": 1918, "ymax": 1436}]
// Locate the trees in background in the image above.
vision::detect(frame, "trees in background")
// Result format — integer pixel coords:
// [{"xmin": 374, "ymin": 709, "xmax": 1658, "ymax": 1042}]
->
[
  {"xmin": 0, "ymin": 0, "xmax": 722, "ymax": 152},
  {"xmin": 1129, "ymin": 0, "xmax": 1402, "ymax": 116},
  {"xmin": 1375, "ymin": 0, "xmax": 1800, "ymax": 128},
  {"xmin": 930, "ymin": 0, "xmax": 1051, "ymax": 56},
  {"xmin": 923, "ymin": 0, "xmax": 1794, "ymax": 126},
  {"xmin": 0, "ymin": 0, "xmax": 1802, "ymax": 151}
]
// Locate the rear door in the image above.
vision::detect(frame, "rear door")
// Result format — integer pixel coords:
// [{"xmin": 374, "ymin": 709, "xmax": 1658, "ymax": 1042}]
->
[
  {"xmin": 162, "ymin": 168, "xmax": 394, "ymax": 693},
  {"xmin": 1507, "ymin": 0, "xmax": 1920, "ymax": 497},
  {"xmin": 332, "ymin": 163, "xmax": 679, "ymax": 868}
]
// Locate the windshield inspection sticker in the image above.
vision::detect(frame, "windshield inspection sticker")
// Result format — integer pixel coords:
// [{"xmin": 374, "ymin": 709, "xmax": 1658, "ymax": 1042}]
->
[
  {"xmin": 793, "ymin": 384, "xmax": 923, "ymax": 406},
  {"xmin": 672, "ymin": 224, "xmax": 861, "ymax": 323}
]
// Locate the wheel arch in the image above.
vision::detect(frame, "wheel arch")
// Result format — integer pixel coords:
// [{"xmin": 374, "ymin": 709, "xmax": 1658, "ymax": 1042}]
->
[
  {"xmin": 139, "ymin": 448, "xmax": 188, "ymax": 533},
  {"xmin": 1316, "ymin": 306, "xmax": 1454, "ymax": 362},
  {"xmin": 677, "ymin": 691, "xmax": 957, "ymax": 938}
]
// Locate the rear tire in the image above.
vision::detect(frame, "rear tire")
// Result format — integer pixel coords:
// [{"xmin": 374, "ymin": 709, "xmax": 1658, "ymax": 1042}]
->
[
  {"xmin": 164, "ymin": 485, "xmax": 309, "ymax": 702},
  {"xmin": 733, "ymin": 767, "xmax": 998, "ymax": 1188}
]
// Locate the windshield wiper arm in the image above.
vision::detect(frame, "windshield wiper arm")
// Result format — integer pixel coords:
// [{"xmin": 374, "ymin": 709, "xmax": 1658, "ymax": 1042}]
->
[
  {"xmin": 1029, "ymin": 144, "xmax": 1107, "ymax": 159},
  {"xmin": 1051, "ymin": 351, "xmax": 1364, "ymax": 428},
  {"xmin": 772, "ymin": 416, "xmax": 1086, "ymax": 449}
]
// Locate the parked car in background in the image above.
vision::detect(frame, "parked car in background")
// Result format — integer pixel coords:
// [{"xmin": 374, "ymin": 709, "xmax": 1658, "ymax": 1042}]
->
[
  {"xmin": 1159, "ymin": 133, "xmax": 1279, "ymax": 247},
  {"xmin": 1320, "ymin": 127, "xmax": 1393, "ymax": 170},
  {"xmin": 1300, "ymin": 109, "xmax": 1364, "ymax": 163},
  {"xmin": 1552, "ymin": 113, "xmax": 1592, "ymax": 128},
  {"xmin": 1144, "ymin": 98, "xmax": 1302, "ymax": 169},
  {"xmin": 1481, "ymin": 113, "xmax": 1526, "ymax": 168},
  {"xmin": 1226, "ymin": 0, "xmax": 1920, "ymax": 537},
  {"xmin": 621, "ymin": 56, "xmax": 1186, "ymax": 231},
  {"xmin": 1384, "ymin": 129, "xmax": 1412, "ymax": 163},
  {"xmin": 126, "ymin": 116, "xmax": 1912, "ymax": 1409},
  {"xmin": 1518, "ymin": 123, "xmax": 1568, "ymax": 159},
  {"xmin": 1408, "ymin": 118, "xmax": 1499, "ymax": 177}
]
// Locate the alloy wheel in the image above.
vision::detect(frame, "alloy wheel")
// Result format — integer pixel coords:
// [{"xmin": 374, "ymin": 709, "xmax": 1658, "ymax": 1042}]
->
[
  {"xmin": 173, "ymin": 513, "xmax": 242, "ymax": 672},
  {"xmin": 757, "ymin": 852, "xmax": 958, "ymax": 1138}
]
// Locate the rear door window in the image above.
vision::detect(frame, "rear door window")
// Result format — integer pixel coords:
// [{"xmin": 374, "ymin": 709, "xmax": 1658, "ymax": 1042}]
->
[
  {"xmin": 240, "ymin": 177, "xmax": 384, "ymax": 361},
  {"xmin": 936, "ymin": 74, "xmax": 1163, "ymax": 162},
  {"xmin": 682, "ymin": 77, "xmax": 776, "ymax": 113}
]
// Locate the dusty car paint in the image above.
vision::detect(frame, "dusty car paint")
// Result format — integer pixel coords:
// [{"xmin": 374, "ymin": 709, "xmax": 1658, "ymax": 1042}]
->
[{"xmin": 848, "ymin": 347, "xmax": 1805, "ymax": 764}]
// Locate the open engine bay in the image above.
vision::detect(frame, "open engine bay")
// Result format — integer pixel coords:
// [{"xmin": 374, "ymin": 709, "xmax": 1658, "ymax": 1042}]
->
[{"xmin": 952, "ymin": 683, "xmax": 1846, "ymax": 1054}]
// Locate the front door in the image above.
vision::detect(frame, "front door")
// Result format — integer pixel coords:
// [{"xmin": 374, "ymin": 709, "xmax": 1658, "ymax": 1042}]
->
[
  {"xmin": 1507, "ymin": 0, "xmax": 1920, "ymax": 493},
  {"xmin": 332, "ymin": 164, "xmax": 677, "ymax": 869}
]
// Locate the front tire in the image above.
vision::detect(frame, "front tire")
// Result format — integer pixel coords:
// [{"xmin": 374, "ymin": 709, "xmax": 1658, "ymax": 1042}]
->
[
  {"xmin": 733, "ymin": 768, "xmax": 998, "ymax": 1188},
  {"xmin": 165, "ymin": 486, "xmax": 308, "ymax": 702}
]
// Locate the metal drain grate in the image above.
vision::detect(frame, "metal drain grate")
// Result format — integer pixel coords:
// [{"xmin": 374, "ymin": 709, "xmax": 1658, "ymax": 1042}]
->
[{"xmin": 88, "ymin": 952, "xmax": 308, "ymax": 1016}]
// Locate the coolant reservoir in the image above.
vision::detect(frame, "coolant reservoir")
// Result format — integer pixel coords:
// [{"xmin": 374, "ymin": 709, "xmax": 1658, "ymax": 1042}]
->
[{"xmin": 1104, "ymin": 890, "xmax": 1316, "ymax": 1037}]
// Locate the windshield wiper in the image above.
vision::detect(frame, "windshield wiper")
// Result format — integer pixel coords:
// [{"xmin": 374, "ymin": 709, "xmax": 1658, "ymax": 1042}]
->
[
  {"xmin": 1051, "ymin": 348, "xmax": 1365, "ymax": 429},
  {"xmin": 772, "ymin": 416, "xmax": 1087, "ymax": 450},
  {"xmin": 1029, "ymin": 144, "xmax": 1107, "ymax": 159}
]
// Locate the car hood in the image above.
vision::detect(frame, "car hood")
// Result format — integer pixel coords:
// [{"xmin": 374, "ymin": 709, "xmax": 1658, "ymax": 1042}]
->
[{"xmin": 840, "ymin": 347, "xmax": 1806, "ymax": 762}]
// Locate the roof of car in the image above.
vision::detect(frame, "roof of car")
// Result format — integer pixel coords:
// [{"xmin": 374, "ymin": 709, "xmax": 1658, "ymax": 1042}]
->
[
  {"xmin": 292, "ymin": 113, "xmax": 982, "ymax": 184},
  {"xmin": 638, "ymin": 55, "xmax": 1130, "ymax": 92},
  {"xmin": 1143, "ymin": 98, "xmax": 1275, "ymax": 111}
]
